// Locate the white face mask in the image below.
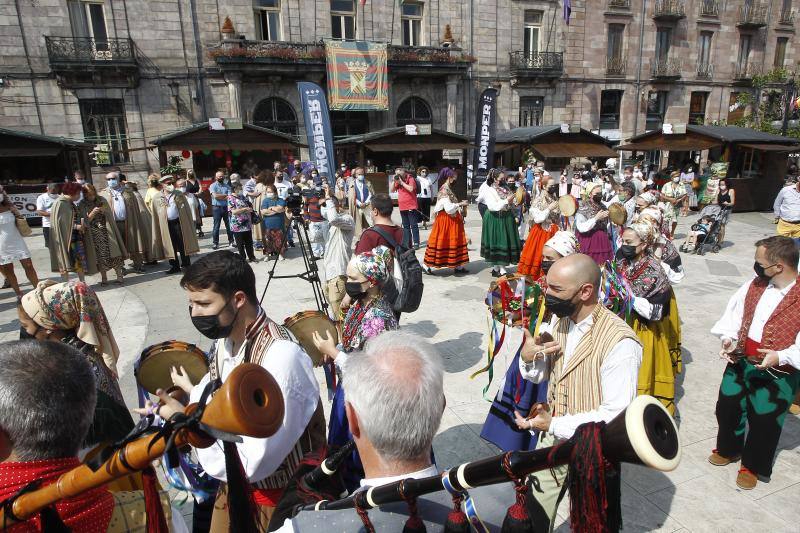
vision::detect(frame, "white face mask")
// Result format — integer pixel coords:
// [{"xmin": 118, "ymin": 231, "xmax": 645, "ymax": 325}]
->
[
  {"xmin": 357, "ymin": 175, "xmax": 365, "ymax": 182},
  {"xmin": 178, "ymin": 187, "xmax": 187, "ymax": 193},
  {"xmin": 265, "ymin": 192, "xmax": 275, "ymax": 199},
  {"xmin": 604, "ymin": 182, "xmax": 612, "ymax": 191},
  {"xmin": 672, "ymin": 177, "xmax": 680, "ymax": 183},
  {"xmin": 165, "ymin": 184, "xmax": 175, "ymax": 193}
]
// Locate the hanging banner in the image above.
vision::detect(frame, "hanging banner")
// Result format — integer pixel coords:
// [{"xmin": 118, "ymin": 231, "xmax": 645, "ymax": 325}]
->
[
  {"xmin": 298, "ymin": 81, "xmax": 336, "ymax": 185},
  {"xmin": 325, "ymin": 40, "xmax": 389, "ymax": 111},
  {"xmin": 472, "ymin": 88, "xmax": 499, "ymax": 178}
]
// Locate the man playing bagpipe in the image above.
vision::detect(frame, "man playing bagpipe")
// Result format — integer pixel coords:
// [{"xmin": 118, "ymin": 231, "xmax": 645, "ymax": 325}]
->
[{"xmin": 513, "ymin": 253, "xmax": 642, "ymax": 531}]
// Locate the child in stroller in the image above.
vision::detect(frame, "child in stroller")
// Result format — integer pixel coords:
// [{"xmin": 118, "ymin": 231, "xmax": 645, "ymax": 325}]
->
[{"xmin": 680, "ymin": 214, "xmax": 716, "ymax": 254}]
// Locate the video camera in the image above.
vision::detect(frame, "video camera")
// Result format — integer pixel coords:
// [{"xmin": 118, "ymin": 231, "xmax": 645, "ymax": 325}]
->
[{"xmin": 285, "ymin": 185, "xmax": 304, "ymax": 216}]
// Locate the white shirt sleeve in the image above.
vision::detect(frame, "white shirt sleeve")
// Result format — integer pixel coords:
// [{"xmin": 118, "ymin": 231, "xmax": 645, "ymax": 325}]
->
[
  {"xmin": 324, "ymin": 204, "xmax": 355, "ymax": 231},
  {"xmin": 778, "ymin": 331, "xmax": 800, "ymax": 370},
  {"xmin": 548, "ymin": 338, "xmax": 642, "ymax": 440},
  {"xmin": 574, "ymin": 212, "xmax": 597, "ymax": 233},
  {"xmin": 531, "ymin": 206, "xmax": 551, "ymax": 224},
  {"xmin": 662, "ymin": 262, "xmax": 685, "ymax": 285},
  {"xmin": 774, "ymin": 188, "xmax": 785, "ymax": 218},
  {"xmin": 710, "ymin": 279, "xmax": 752, "ymax": 343},
  {"xmin": 191, "ymin": 341, "xmax": 320, "ymax": 483},
  {"xmin": 435, "ymin": 196, "xmax": 460, "ymax": 215},
  {"xmin": 484, "ymin": 189, "xmax": 508, "ymax": 212}
]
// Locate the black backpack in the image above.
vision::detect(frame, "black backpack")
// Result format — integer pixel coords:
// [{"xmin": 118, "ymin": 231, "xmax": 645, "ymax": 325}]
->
[{"xmin": 366, "ymin": 226, "xmax": 424, "ymax": 313}]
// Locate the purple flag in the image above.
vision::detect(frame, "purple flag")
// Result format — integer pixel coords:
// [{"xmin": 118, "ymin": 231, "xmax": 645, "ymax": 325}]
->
[{"xmin": 563, "ymin": 0, "xmax": 571, "ymax": 25}]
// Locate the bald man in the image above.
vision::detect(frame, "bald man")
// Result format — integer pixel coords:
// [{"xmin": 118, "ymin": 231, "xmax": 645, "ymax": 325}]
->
[{"xmin": 514, "ymin": 253, "xmax": 642, "ymax": 531}]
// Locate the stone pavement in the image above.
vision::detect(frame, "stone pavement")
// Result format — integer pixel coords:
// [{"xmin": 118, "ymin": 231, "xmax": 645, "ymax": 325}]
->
[{"xmin": 1, "ymin": 209, "xmax": 798, "ymax": 531}]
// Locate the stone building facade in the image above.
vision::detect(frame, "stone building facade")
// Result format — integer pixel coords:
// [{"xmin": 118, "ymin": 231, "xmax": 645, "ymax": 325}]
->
[{"xmin": 0, "ymin": 0, "xmax": 796, "ymax": 179}]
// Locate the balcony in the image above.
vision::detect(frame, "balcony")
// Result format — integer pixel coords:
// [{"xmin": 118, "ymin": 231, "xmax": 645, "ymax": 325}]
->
[
  {"xmin": 696, "ymin": 61, "xmax": 714, "ymax": 79},
  {"xmin": 509, "ymin": 51, "xmax": 564, "ymax": 80},
  {"xmin": 606, "ymin": 56, "xmax": 627, "ymax": 77},
  {"xmin": 653, "ymin": 0, "xmax": 686, "ymax": 22},
  {"xmin": 698, "ymin": 0, "xmax": 720, "ymax": 17},
  {"xmin": 779, "ymin": 9, "xmax": 794, "ymax": 24},
  {"xmin": 733, "ymin": 63, "xmax": 762, "ymax": 82},
  {"xmin": 45, "ymin": 36, "xmax": 139, "ymax": 88},
  {"xmin": 651, "ymin": 56, "xmax": 682, "ymax": 80},
  {"xmin": 608, "ymin": 0, "xmax": 631, "ymax": 9},
  {"xmin": 737, "ymin": 5, "xmax": 767, "ymax": 29},
  {"xmin": 209, "ymin": 40, "xmax": 474, "ymax": 78}
]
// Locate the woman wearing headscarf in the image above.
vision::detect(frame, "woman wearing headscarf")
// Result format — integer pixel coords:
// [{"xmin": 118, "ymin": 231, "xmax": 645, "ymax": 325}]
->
[
  {"xmin": 50, "ymin": 182, "xmax": 97, "ymax": 282},
  {"xmin": 517, "ymin": 176, "xmax": 559, "ymax": 279},
  {"xmin": 480, "ymin": 170, "xmax": 522, "ymax": 277},
  {"xmin": 17, "ymin": 280, "xmax": 140, "ymax": 491},
  {"xmin": 423, "ymin": 167, "xmax": 469, "ymax": 275},
  {"xmin": 313, "ymin": 246, "xmax": 399, "ymax": 491},
  {"xmin": 575, "ymin": 182, "xmax": 612, "ymax": 265},
  {"xmin": 616, "ymin": 222, "xmax": 676, "ymax": 414},
  {"xmin": 480, "ymin": 231, "xmax": 579, "ymax": 452},
  {"xmin": 81, "ymin": 184, "xmax": 127, "ymax": 285}
]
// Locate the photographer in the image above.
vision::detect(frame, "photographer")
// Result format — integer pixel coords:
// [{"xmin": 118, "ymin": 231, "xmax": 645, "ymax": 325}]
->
[
  {"xmin": 392, "ymin": 167, "xmax": 420, "ymax": 249},
  {"xmin": 303, "ymin": 183, "xmax": 328, "ymax": 258}
]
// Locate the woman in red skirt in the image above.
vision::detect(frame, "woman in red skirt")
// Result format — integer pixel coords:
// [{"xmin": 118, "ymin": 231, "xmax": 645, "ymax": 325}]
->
[
  {"xmin": 517, "ymin": 176, "xmax": 559, "ymax": 279},
  {"xmin": 423, "ymin": 168, "xmax": 469, "ymax": 275}
]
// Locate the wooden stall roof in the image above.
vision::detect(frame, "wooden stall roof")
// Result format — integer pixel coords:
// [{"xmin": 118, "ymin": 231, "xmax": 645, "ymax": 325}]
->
[
  {"xmin": 738, "ymin": 143, "xmax": 798, "ymax": 152},
  {"xmin": 0, "ymin": 127, "xmax": 92, "ymax": 157},
  {"xmin": 335, "ymin": 127, "xmax": 472, "ymax": 151},
  {"xmin": 150, "ymin": 122, "xmax": 304, "ymax": 151},
  {"xmin": 617, "ymin": 125, "xmax": 800, "ymax": 152},
  {"xmin": 494, "ymin": 125, "xmax": 615, "ymax": 157}
]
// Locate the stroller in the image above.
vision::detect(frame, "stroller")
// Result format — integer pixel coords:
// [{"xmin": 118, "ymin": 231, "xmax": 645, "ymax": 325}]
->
[{"xmin": 680, "ymin": 207, "xmax": 730, "ymax": 255}]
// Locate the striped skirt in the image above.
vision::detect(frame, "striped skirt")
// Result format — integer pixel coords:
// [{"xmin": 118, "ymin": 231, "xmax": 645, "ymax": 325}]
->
[{"xmin": 424, "ymin": 210, "xmax": 469, "ymax": 269}]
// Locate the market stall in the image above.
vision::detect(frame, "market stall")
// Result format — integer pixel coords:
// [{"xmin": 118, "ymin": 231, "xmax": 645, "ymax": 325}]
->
[
  {"xmin": 617, "ymin": 125, "xmax": 800, "ymax": 211},
  {"xmin": 0, "ymin": 127, "xmax": 93, "ymax": 221},
  {"xmin": 494, "ymin": 125, "xmax": 618, "ymax": 171}
]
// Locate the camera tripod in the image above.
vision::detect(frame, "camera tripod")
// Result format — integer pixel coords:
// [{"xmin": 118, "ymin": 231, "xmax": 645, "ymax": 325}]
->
[{"xmin": 258, "ymin": 211, "xmax": 329, "ymax": 315}]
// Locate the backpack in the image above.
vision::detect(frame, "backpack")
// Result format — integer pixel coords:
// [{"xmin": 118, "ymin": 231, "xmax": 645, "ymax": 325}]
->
[{"xmin": 366, "ymin": 226, "xmax": 424, "ymax": 313}]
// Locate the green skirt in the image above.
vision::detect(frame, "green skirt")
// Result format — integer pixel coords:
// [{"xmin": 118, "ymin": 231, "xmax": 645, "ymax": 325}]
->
[{"xmin": 481, "ymin": 210, "xmax": 522, "ymax": 266}]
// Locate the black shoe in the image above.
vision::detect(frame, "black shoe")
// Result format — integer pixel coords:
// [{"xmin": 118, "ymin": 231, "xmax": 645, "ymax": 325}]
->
[
  {"xmin": 212, "ymin": 243, "xmax": 218, "ymax": 250},
  {"xmin": 491, "ymin": 269, "xmax": 501, "ymax": 277},
  {"xmin": 423, "ymin": 266, "xmax": 433, "ymax": 275},
  {"xmin": 145, "ymin": 260, "xmax": 158, "ymax": 266},
  {"xmin": 198, "ymin": 231, "xmax": 204, "ymax": 237}
]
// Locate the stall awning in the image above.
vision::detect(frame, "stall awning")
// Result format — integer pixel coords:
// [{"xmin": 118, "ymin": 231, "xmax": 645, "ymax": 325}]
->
[
  {"xmin": 150, "ymin": 122, "xmax": 304, "ymax": 151},
  {"xmin": 0, "ymin": 128, "xmax": 92, "ymax": 157},
  {"xmin": 738, "ymin": 143, "xmax": 797, "ymax": 152},
  {"xmin": 618, "ymin": 125, "xmax": 800, "ymax": 152},
  {"xmin": 533, "ymin": 141, "xmax": 617, "ymax": 158},
  {"xmin": 335, "ymin": 127, "xmax": 472, "ymax": 151},
  {"xmin": 617, "ymin": 136, "xmax": 721, "ymax": 152}
]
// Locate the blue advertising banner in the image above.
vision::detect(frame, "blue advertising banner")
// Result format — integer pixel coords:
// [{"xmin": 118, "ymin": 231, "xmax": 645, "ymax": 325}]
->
[
  {"xmin": 298, "ymin": 81, "xmax": 336, "ymax": 186},
  {"xmin": 472, "ymin": 88, "xmax": 499, "ymax": 178}
]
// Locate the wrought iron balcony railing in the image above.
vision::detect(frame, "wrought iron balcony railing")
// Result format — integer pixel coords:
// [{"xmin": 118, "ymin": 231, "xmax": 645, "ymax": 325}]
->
[
  {"xmin": 733, "ymin": 63, "xmax": 762, "ymax": 80},
  {"xmin": 606, "ymin": 56, "xmax": 627, "ymax": 77},
  {"xmin": 737, "ymin": 4, "xmax": 767, "ymax": 27},
  {"xmin": 652, "ymin": 56, "xmax": 682, "ymax": 79},
  {"xmin": 779, "ymin": 8, "xmax": 794, "ymax": 23},
  {"xmin": 45, "ymin": 36, "xmax": 137, "ymax": 64},
  {"xmin": 653, "ymin": 0, "xmax": 686, "ymax": 20},
  {"xmin": 509, "ymin": 51, "xmax": 564, "ymax": 76},
  {"xmin": 696, "ymin": 61, "xmax": 714, "ymax": 79},
  {"xmin": 608, "ymin": 0, "xmax": 631, "ymax": 9},
  {"xmin": 699, "ymin": 0, "xmax": 720, "ymax": 17}
]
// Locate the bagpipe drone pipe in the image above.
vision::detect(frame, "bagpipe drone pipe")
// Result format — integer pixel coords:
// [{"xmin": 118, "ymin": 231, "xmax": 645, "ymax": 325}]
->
[{"xmin": 291, "ymin": 395, "xmax": 680, "ymax": 533}]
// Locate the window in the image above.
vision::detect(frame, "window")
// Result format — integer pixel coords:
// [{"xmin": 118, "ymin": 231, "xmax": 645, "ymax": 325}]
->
[
  {"xmin": 519, "ymin": 96, "xmax": 544, "ymax": 127},
  {"xmin": 645, "ymin": 91, "xmax": 667, "ymax": 131},
  {"xmin": 396, "ymin": 97, "xmax": 432, "ymax": 126},
  {"xmin": 331, "ymin": 0, "xmax": 355, "ymax": 40},
  {"xmin": 698, "ymin": 31, "xmax": 712, "ymax": 67},
  {"xmin": 254, "ymin": 0, "xmax": 281, "ymax": 41},
  {"xmin": 331, "ymin": 111, "xmax": 369, "ymax": 137},
  {"xmin": 67, "ymin": 1, "xmax": 108, "ymax": 49},
  {"xmin": 79, "ymin": 99, "xmax": 128, "ymax": 165},
  {"xmin": 524, "ymin": 10, "xmax": 543, "ymax": 56},
  {"xmin": 775, "ymin": 37, "xmax": 788, "ymax": 68},
  {"xmin": 655, "ymin": 27, "xmax": 671, "ymax": 60},
  {"xmin": 253, "ymin": 97, "xmax": 297, "ymax": 135},
  {"xmin": 599, "ymin": 90, "xmax": 623, "ymax": 130},
  {"xmin": 728, "ymin": 91, "xmax": 745, "ymax": 122},
  {"xmin": 738, "ymin": 34, "xmax": 751, "ymax": 70},
  {"xmin": 607, "ymin": 24, "xmax": 625, "ymax": 62},
  {"xmin": 689, "ymin": 92, "xmax": 708, "ymax": 124},
  {"xmin": 401, "ymin": 2, "xmax": 423, "ymax": 46}
]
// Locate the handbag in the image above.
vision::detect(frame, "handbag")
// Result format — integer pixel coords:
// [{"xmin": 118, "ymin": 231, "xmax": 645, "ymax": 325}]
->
[
  {"xmin": 246, "ymin": 198, "xmax": 263, "ymax": 225},
  {"xmin": 15, "ymin": 216, "xmax": 32, "ymax": 237}
]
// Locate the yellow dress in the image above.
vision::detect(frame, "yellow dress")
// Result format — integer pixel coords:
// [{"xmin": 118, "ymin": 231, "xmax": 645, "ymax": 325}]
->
[{"xmin": 632, "ymin": 316, "xmax": 676, "ymax": 415}]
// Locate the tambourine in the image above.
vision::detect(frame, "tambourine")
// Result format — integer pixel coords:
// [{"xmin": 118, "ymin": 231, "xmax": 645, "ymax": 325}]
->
[
  {"xmin": 283, "ymin": 310, "xmax": 340, "ymax": 367},
  {"xmin": 609, "ymin": 202, "xmax": 628, "ymax": 226},
  {"xmin": 135, "ymin": 340, "xmax": 209, "ymax": 395},
  {"xmin": 557, "ymin": 194, "xmax": 578, "ymax": 217}
]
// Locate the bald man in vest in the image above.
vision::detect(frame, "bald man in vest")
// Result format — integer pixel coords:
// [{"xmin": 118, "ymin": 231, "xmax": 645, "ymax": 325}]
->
[
  {"xmin": 710, "ymin": 235, "xmax": 800, "ymax": 490},
  {"xmin": 513, "ymin": 253, "xmax": 642, "ymax": 531}
]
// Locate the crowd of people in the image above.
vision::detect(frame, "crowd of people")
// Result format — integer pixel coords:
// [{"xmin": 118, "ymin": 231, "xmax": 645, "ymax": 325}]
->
[{"xmin": 2, "ymin": 152, "xmax": 800, "ymax": 531}]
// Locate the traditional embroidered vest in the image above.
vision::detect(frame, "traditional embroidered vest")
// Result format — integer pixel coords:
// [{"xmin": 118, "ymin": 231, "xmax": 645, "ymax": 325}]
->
[
  {"xmin": 735, "ymin": 276, "xmax": 800, "ymax": 355},
  {"xmin": 547, "ymin": 304, "xmax": 640, "ymax": 417},
  {"xmin": 209, "ymin": 311, "xmax": 326, "ymax": 491}
]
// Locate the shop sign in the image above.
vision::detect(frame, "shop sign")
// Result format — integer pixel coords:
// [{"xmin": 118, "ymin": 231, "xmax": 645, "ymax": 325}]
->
[
  {"xmin": 209, "ymin": 117, "xmax": 243, "ymax": 130},
  {"xmin": 405, "ymin": 124, "xmax": 431, "ymax": 136}
]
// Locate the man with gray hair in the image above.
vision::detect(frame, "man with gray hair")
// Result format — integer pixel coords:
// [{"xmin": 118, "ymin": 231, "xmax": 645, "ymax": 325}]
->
[
  {"xmin": 35, "ymin": 183, "xmax": 59, "ymax": 247},
  {"xmin": 0, "ymin": 340, "xmax": 187, "ymax": 531},
  {"xmin": 99, "ymin": 171, "xmax": 150, "ymax": 273},
  {"xmin": 275, "ymin": 331, "xmax": 513, "ymax": 531}
]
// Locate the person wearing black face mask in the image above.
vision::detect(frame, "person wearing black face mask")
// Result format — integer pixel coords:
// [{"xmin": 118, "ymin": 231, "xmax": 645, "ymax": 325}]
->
[
  {"xmin": 574, "ymin": 183, "xmax": 613, "ymax": 265},
  {"xmin": 510, "ymin": 254, "xmax": 642, "ymax": 531},
  {"xmin": 176, "ymin": 251, "xmax": 326, "ymax": 526},
  {"xmin": 312, "ymin": 246, "xmax": 399, "ymax": 491},
  {"xmin": 709, "ymin": 235, "xmax": 800, "ymax": 490},
  {"xmin": 517, "ymin": 178, "xmax": 560, "ymax": 278}
]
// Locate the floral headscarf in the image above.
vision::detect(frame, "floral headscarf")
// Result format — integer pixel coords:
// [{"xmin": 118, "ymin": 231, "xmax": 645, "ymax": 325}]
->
[
  {"xmin": 21, "ymin": 280, "xmax": 119, "ymax": 372},
  {"xmin": 353, "ymin": 245, "xmax": 392, "ymax": 285},
  {"xmin": 544, "ymin": 231, "xmax": 580, "ymax": 257},
  {"xmin": 629, "ymin": 220, "xmax": 658, "ymax": 245}
]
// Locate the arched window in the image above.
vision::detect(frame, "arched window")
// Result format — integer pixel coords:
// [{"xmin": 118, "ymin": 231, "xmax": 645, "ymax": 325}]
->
[
  {"xmin": 331, "ymin": 111, "xmax": 369, "ymax": 138},
  {"xmin": 253, "ymin": 97, "xmax": 298, "ymax": 135},
  {"xmin": 396, "ymin": 96, "xmax": 432, "ymax": 126}
]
